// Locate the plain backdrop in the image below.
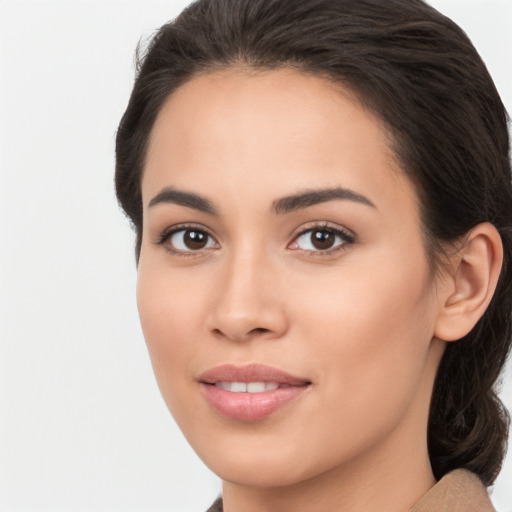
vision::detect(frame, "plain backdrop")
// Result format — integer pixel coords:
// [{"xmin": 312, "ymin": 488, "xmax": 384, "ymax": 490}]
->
[{"xmin": 0, "ymin": 1, "xmax": 511, "ymax": 511}]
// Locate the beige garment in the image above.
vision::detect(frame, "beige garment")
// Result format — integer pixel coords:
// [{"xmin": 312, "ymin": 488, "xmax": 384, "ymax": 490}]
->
[
  {"xmin": 207, "ymin": 468, "xmax": 495, "ymax": 512},
  {"xmin": 410, "ymin": 469, "xmax": 495, "ymax": 512}
]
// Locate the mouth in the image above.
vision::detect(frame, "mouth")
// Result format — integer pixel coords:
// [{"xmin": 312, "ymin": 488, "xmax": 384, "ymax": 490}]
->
[{"xmin": 199, "ymin": 364, "xmax": 311, "ymax": 421}]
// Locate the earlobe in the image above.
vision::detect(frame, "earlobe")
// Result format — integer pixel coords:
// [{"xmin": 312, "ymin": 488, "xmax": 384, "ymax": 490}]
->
[{"xmin": 434, "ymin": 223, "xmax": 503, "ymax": 342}]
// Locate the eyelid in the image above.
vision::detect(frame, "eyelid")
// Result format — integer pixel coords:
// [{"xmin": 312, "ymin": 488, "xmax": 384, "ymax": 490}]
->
[
  {"xmin": 287, "ymin": 221, "xmax": 356, "ymax": 254},
  {"xmin": 289, "ymin": 221, "xmax": 356, "ymax": 241},
  {"xmin": 154, "ymin": 223, "xmax": 219, "ymax": 256}
]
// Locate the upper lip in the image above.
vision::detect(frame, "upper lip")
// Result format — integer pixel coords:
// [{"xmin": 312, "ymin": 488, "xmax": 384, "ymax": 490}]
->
[{"xmin": 199, "ymin": 363, "xmax": 311, "ymax": 385}]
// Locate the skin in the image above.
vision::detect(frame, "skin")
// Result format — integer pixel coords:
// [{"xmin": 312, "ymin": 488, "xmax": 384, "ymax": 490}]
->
[{"xmin": 136, "ymin": 68, "xmax": 499, "ymax": 512}]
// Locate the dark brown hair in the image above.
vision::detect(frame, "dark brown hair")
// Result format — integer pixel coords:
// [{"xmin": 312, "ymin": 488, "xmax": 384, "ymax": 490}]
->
[{"xmin": 115, "ymin": 0, "xmax": 512, "ymax": 486}]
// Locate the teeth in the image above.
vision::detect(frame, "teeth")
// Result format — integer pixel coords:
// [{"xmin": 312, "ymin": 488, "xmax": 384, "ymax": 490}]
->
[
  {"xmin": 230, "ymin": 382, "xmax": 247, "ymax": 393},
  {"xmin": 247, "ymin": 382, "xmax": 265, "ymax": 393},
  {"xmin": 214, "ymin": 381, "xmax": 280, "ymax": 393}
]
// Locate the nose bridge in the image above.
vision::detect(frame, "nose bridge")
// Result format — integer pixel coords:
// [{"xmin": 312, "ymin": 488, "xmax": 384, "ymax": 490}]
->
[
  {"xmin": 207, "ymin": 241, "xmax": 286, "ymax": 341},
  {"xmin": 218, "ymin": 242, "xmax": 270, "ymax": 317}
]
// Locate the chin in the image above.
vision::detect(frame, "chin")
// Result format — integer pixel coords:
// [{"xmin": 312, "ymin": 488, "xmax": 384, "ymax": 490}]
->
[
  {"xmin": 210, "ymin": 455, "xmax": 313, "ymax": 489},
  {"xmin": 189, "ymin": 426, "xmax": 350, "ymax": 490}
]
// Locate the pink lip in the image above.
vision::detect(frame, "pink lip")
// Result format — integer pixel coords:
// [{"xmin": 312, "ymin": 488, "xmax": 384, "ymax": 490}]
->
[{"xmin": 199, "ymin": 364, "xmax": 311, "ymax": 422}]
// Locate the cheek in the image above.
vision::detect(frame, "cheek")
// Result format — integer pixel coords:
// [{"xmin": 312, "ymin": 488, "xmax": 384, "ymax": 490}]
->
[
  {"xmin": 292, "ymin": 251, "xmax": 436, "ymax": 413},
  {"xmin": 135, "ymin": 264, "xmax": 205, "ymax": 401},
  {"xmin": 270, "ymin": 268, "xmax": 437, "ymax": 476}
]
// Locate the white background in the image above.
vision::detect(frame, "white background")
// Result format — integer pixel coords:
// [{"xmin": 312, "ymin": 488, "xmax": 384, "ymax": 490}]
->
[{"xmin": 0, "ymin": 1, "xmax": 511, "ymax": 511}]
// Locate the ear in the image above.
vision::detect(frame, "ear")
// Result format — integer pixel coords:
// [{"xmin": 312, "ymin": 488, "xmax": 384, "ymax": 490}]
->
[{"xmin": 434, "ymin": 222, "xmax": 503, "ymax": 342}]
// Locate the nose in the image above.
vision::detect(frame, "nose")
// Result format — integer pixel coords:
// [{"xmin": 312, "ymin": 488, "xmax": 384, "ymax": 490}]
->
[{"xmin": 206, "ymin": 251, "xmax": 288, "ymax": 342}]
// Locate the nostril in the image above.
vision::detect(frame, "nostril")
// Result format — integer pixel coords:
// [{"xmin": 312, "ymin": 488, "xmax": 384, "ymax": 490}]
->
[
  {"xmin": 211, "ymin": 326, "xmax": 270, "ymax": 340},
  {"xmin": 250, "ymin": 327, "xmax": 270, "ymax": 335}
]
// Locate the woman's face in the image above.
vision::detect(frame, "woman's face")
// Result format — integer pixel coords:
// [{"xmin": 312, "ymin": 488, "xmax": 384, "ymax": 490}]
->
[{"xmin": 137, "ymin": 69, "xmax": 447, "ymax": 489}]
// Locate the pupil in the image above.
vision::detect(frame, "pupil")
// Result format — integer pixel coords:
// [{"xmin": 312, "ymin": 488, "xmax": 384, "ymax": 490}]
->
[
  {"xmin": 184, "ymin": 230, "xmax": 207, "ymax": 250},
  {"xmin": 312, "ymin": 230, "xmax": 334, "ymax": 250}
]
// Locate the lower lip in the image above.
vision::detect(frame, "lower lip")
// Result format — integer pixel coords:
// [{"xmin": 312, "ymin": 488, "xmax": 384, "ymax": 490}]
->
[{"xmin": 200, "ymin": 383, "xmax": 309, "ymax": 421}]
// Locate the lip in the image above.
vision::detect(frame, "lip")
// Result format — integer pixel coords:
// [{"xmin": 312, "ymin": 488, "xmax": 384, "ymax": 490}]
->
[{"xmin": 199, "ymin": 364, "xmax": 311, "ymax": 422}]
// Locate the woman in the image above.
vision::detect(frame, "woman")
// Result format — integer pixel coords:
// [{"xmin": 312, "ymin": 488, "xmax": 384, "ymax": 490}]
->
[{"xmin": 115, "ymin": 0, "xmax": 512, "ymax": 510}]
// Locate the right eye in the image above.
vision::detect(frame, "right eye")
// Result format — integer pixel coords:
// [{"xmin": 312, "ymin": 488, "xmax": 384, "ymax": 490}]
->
[{"xmin": 159, "ymin": 227, "xmax": 218, "ymax": 254}]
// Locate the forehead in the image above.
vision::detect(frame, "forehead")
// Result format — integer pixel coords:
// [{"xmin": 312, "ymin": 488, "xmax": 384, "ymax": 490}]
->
[{"xmin": 143, "ymin": 68, "xmax": 416, "ymax": 215}]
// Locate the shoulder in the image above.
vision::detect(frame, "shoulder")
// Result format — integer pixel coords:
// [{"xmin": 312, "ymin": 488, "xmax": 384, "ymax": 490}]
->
[{"xmin": 411, "ymin": 469, "xmax": 495, "ymax": 512}]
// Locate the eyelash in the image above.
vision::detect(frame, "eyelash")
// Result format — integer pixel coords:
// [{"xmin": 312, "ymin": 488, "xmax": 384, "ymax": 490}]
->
[
  {"xmin": 155, "ymin": 223, "xmax": 218, "ymax": 258},
  {"xmin": 290, "ymin": 222, "xmax": 356, "ymax": 256},
  {"xmin": 154, "ymin": 222, "xmax": 356, "ymax": 257}
]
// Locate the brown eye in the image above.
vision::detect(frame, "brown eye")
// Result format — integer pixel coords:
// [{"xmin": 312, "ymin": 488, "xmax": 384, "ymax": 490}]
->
[
  {"xmin": 169, "ymin": 229, "xmax": 217, "ymax": 252},
  {"xmin": 310, "ymin": 230, "xmax": 335, "ymax": 250},
  {"xmin": 184, "ymin": 230, "xmax": 208, "ymax": 249},
  {"xmin": 290, "ymin": 226, "xmax": 354, "ymax": 253}
]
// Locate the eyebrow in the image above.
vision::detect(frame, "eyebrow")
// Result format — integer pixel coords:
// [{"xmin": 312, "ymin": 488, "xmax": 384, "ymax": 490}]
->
[
  {"xmin": 147, "ymin": 185, "xmax": 376, "ymax": 216},
  {"xmin": 148, "ymin": 187, "xmax": 218, "ymax": 215},
  {"xmin": 272, "ymin": 187, "xmax": 376, "ymax": 214}
]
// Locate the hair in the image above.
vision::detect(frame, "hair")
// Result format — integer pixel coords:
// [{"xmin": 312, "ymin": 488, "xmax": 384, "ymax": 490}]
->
[{"xmin": 115, "ymin": 0, "xmax": 512, "ymax": 486}]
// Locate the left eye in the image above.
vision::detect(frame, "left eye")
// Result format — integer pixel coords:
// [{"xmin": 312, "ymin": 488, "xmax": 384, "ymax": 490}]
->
[
  {"xmin": 169, "ymin": 229, "xmax": 217, "ymax": 251},
  {"xmin": 291, "ymin": 228, "xmax": 351, "ymax": 252}
]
